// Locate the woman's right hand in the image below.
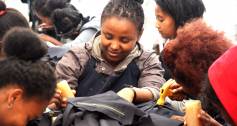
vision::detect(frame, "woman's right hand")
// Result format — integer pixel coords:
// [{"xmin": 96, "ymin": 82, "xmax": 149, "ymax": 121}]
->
[
  {"xmin": 38, "ymin": 34, "xmax": 63, "ymax": 46},
  {"xmin": 47, "ymin": 89, "xmax": 76, "ymax": 110},
  {"xmin": 168, "ymin": 83, "xmax": 187, "ymax": 101}
]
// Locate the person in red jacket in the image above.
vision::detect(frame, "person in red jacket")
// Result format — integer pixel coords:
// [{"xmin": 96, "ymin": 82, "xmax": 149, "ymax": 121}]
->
[{"xmin": 200, "ymin": 45, "xmax": 237, "ymax": 125}]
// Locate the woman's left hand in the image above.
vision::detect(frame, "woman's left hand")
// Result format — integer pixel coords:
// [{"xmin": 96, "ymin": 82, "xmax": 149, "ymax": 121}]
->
[
  {"xmin": 198, "ymin": 110, "xmax": 222, "ymax": 126},
  {"xmin": 183, "ymin": 109, "xmax": 222, "ymax": 126}
]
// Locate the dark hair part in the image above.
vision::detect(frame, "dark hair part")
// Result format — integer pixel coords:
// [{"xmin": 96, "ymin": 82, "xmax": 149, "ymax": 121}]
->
[
  {"xmin": 32, "ymin": 0, "xmax": 72, "ymax": 18},
  {"xmin": 155, "ymin": 0, "xmax": 205, "ymax": 28},
  {"xmin": 51, "ymin": 7, "xmax": 89, "ymax": 37},
  {"xmin": 0, "ymin": 57, "xmax": 56, "ymax": 101},
  {"xmin": 2, "ymin": 27, "xmax": 47, "ymax": 61},
  {"xmin": 199, "ymin": 76, "xmax": 234, "ymax": 125},
  {"xmin": 0, "ymin": 0, "xmax": 29, "ymax": 40},
  {"xmin": 163, "ymin": 19, "xmax": 232, "ymax": 95},
  {"xmin": 101, "ymin": 0, "xmax": 144, "ymax": 34}
]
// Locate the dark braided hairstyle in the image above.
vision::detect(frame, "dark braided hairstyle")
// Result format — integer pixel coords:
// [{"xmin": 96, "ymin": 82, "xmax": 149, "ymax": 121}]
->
[{"xmin": 101, "ymin": 0, "xmax": 144, "ymax": 34}]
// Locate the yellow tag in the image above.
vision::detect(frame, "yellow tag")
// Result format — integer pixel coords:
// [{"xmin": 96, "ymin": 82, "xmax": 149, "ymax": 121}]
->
[
  {"xmin": 156, "ymin": 79, "xmax": 175, "ymax": 105},
  {"xmin": 57, "ymin": 80, "xmax": 75, "ymax": 98}
]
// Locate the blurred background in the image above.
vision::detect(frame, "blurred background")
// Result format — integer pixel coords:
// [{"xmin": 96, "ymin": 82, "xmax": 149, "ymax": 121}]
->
[{"xmin": 3, "ymin": 0, "xmax": 237, "ymax": 50}]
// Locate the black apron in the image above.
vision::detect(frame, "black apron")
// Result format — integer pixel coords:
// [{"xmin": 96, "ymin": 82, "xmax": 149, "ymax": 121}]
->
[{"xmin": 76, "ymin": 57, "xmax": 140, "ymax": 97}]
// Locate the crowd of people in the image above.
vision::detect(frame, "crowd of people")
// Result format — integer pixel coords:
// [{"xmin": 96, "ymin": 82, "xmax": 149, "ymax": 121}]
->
[{"xmin": 0, "ymin": 0, "xmax": 236, "ymax": 126}]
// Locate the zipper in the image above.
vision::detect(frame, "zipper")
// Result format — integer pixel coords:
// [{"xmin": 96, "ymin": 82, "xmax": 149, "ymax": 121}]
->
[{"xmin": 75, "ymin": 102, "xmax": 125, "ymax": 116}]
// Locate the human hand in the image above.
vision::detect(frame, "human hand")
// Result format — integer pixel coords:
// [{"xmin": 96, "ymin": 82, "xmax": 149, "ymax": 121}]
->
[
  {"xmin": 117, "ymin": 87, "xmax": 135, "ymax": 102},
  {"xmin": 48, "ymin": 89, "xmax": 63, "ymax": 110},
  {"xmin": 38, "ymin": 23, "xmax": 53, "ymax": 29},
  {"xmin": 183, "ymin": 109, "xmax": 222, "ymax": 126},
  {"xmin": 38, "ymin": 34, "xmax": 63, "ymax": 46},
  {"xmin": 170, "ymin": 115, "xmax": 184, "ymax": 122},
  {"xmin": 48, "ymin": 89, "xmax": 76, "ymax": 110},
  {"xmin": 198, "ymin": 110, "xmax": 222, "ymax": 126},
  {"xmin": 168, "ymin": 83, "xmax": 187, "ymax": 101}
]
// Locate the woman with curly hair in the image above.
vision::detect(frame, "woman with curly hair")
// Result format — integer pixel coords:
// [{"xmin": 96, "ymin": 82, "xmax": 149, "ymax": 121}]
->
[
  {"xmin": 163, "ymin": 19, "xmax": 233, "ymax": 125},
  {"xmin": 154, "ymin": 0, "xmax": 206, "ymax": 80},
  {"xmin": 163, "ymin": 19, "xmax": 232, "ymax": 98}
]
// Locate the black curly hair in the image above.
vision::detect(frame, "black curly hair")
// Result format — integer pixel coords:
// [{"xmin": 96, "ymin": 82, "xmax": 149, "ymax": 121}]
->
[
  {"xmin": 0, "ymin": 57, "xmax": 56, "ymax": 101},
  {"xmin": 2, "ymin": 27, "xmax": 47, "ymax": 61},
  {"xmin": 51, "ymin": 7, "xmax": 89, "ymax": 39},
  {"xmin": 163, "ymin": 19, "xmax": 232, "ymax": 97},
  {"xmin": 0, "ymin": 27, "xmax": 56, "ymax": 101}
]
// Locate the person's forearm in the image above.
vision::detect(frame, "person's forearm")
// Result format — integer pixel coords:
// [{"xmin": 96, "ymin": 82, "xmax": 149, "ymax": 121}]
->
[
  {"xmin": 133, "ymin": 87, "xmax": 154, "ymax": 103},
  {"xmin": 39, "ymin": 34, "xmax": 63, "ymax": 46},
  {"xmin": 117, "ymin": 87, "xmax": 156, "ymax": 103}
]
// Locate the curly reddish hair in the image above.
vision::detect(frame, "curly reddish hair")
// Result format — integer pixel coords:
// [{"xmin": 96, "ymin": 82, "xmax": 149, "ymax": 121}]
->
[{"xmin": 163, "ymin": 19, "xmax": 233, "ymax": 95}]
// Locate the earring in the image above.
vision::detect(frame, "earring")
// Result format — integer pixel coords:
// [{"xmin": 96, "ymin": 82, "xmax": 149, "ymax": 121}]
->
[
  {"xmin": 8, "ymin": 98, "xmax": 15, "ymax": 109},
  {"xmin": 7, "ymin": 103, "xmax": 13, "ymax": 109}
]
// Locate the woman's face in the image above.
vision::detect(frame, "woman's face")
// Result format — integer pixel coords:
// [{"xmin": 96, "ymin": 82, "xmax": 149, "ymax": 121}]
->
[
  {"xmin": 36, "ymin": 14, "xmax": 53, "ymax": 29},
  {"xmin": 155, "ymin": 5, "xmax": 176, "ymax": 39},
  {"xmin": 0, "ymin": 88, "xmax": 49, "ymax": 126},
  {"xmin": 100, "ymin": 16, "xmax": 141, "ymax": 66}
]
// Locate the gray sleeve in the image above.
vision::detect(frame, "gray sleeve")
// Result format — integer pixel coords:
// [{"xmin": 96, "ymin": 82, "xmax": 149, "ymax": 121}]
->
[
  {"xmin": 63, "ymin": 29, "xmax": 97, "ymax": 49},
  {"xmin": 137, "ymin": 52, "xmax": 166, "ymax": 100},
  {"xmin": 138, "ymin": 53, "xmax": 166, "ymax": 88},
  {"xmin": 55, "ymin": 48, "xmax": 88, "ymax": 89},
  {"xmin": 165, "ymin": 97, "xmax": 190, "ymax": 112}
]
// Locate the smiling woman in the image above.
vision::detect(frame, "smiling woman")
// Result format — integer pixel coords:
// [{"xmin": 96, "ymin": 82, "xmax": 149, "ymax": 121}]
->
[
  {"xmin": 55, "ymin": 0, "xmax": 165, "ymax": 109},
  {"xmin": 100, "ymin": 17, "xmax": 139, "ymax": 66}
]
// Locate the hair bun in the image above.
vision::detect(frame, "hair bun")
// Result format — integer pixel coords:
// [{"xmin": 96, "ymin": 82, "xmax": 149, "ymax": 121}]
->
[
  {"xmin": 0, "ymin": 0, "xmax": 6, "ymax": 11},
  {"xmin": 2, "ymin": 27, "xmax": 47, "ymax": 61},
  {"xmin": 134, "ymin": 0, "xmax": 143, "ymax": 4}
]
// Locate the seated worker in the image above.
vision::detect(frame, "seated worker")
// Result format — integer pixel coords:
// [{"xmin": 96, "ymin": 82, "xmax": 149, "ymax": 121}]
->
[
  {"xmin": 51, "ymin": 7, "xmax": 99, "ymax": 46},
  {"xmin": 47, "ymin": 6, "xmax": 100, "ymax": 60},
  {"xmin": 162, "ymin": 19, "xmax": 233, "ymax": 125},
  {"xmin": 32, "ymin": 0, "xmax": 99, "ymax": 43},
  {"xmin": 200, "ymin": 45, "xmax": 237, "ymax": 126},
  {"xmin": 55, "ymin": 0, "xmax": 165, "ymax": 105},
  {"xmin": 0, "ymin": 28, "xmax": 56, "ymax": 126},
  {"xmin": 32, "ymin": 0, "xmax": 100, "ymax": 60},
  {"xmin": 31, "ymin": 0, "xmax": 69, "ymax": 43}
]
